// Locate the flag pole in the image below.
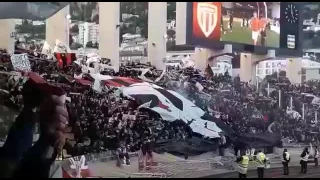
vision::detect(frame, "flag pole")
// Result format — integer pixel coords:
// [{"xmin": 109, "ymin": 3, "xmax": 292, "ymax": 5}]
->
[
  {"xmin": 256, "ymin": 78, "xmax": 259, "ymax": 92},
  {"xmin": 302, "ymin": 103, "xmax": 305, "ymax": 122},
  {"xmin": 278, "ymin": 90, "xmax": 281, "ymax": 108}
]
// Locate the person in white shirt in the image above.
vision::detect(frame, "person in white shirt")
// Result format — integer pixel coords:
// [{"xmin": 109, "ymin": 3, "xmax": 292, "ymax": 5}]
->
[
  {"xmin": 282, "ymin": 149, "xmax": 290, "ymax": 175},
  {"xmin": 300, "ymin": 147, "xmax": 309, "ymax": 174}
]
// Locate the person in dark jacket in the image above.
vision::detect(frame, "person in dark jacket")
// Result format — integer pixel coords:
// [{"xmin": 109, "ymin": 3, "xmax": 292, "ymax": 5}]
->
[
  {"xmin": 314, "ymin": 146, "xmax": 319, "ymax": 167},
  {"xmin": 117, "ymin": 143, "xmax": 130, "ymax": 165},
  {"xmin": 0, "ymin": 80, "xmax": 68, "ymax": 178},
  {"xmin": 221, "ymin": 15, "xmax": 226, "ymax": 35},
  {"xmin": 229, "ymin": 13, "xmax": 234, "ymax": 32}
]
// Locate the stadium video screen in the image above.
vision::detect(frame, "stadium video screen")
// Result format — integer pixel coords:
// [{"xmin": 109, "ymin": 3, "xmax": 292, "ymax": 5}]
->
[{"xmin": 192, "ymin": 2, "xmax": 282, "ymax": 48}]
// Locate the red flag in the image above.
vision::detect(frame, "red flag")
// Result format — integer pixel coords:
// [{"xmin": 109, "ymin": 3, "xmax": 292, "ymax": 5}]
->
[
  {"xmin": 28, "ymin": 72, "xmax": 66, "ymax": 96},
  {"xmin": 263, "ymin": 115, "xmax": 269, "ymax": 122},
  {"xmin": 62, "ymin": 168, "xmax": 73, "ymax": 178},
  {"xmin": 54, "ymin": 53, "xmax": 76, "ymax": 69}
]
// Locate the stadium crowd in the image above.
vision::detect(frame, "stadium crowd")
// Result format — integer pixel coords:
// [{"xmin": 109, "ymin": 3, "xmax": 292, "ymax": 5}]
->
[{"xmin": 1, "ymin": 48, "xmax": 320, "ymax": 165}]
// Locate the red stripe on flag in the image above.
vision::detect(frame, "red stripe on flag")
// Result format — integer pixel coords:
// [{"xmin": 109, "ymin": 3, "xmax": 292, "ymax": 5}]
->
[
  {"xmin": 66, "ymin": 53, "xmax": 72, "ymax": 66},
  {"xmin": 75, "ymin": 79, "xmax": 92, "ymax": 86},
  {"xmin": 119, "ymin": 77, "xmax": 142, "ymax": 84},
  {"xmin": 263, "ymin": 115, "xmax": 269, "ymax": 122},
  {"xmin": 103, "ymin": 80, "xmax": 123, "ymax": 87},
  {"xmin": 62, "ymin": 167, "xmax": 73, "ymax": 178},
  {"xmin": 66, "ymin": 53, "xmax": 76, "ymax": 66},
  {"xmin": 54, "ymin": 53, "xmax": 63, "ymax": 68}
]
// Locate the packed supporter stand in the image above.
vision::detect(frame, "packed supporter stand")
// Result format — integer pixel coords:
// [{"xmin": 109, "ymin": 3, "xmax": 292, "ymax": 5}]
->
[{"xmin": 1, "ymin": 44, "xmax": 320, "ymax": 166}]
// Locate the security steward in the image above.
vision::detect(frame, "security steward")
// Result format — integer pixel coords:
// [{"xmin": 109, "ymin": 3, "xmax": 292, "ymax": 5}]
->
[
  {"xmin": 282, "ymin": 149, "xmax": 290, "ymax": 175},
  {"xmin": 236, "ymin": 151, "xmax": 249, "ymax": 178},
  {"xmin": 300, "ymin": 147, "xmax": 309, "ymax": 174},
  {"xmin": 256, "ymin": 150, "xmax": 266, "ymax": 178}
]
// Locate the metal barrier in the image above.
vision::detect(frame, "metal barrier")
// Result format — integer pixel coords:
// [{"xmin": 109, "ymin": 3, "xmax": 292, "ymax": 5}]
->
[
  {"xmin": 128, "ymin": 173, "xmax": 167, "ymax": 178},
  {"xmin": 57, "ymin": 152, "xmax": 238, "ymax": 178},
  {"xmin": 63, "ymin": 151, "xmax": 139, "ymax": 164}
]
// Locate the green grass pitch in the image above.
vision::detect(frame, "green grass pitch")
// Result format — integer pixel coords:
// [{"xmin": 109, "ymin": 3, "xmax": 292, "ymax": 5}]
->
[{"xmin": 221, "ymin": 20, "xmax": 280, "ymax": 48}]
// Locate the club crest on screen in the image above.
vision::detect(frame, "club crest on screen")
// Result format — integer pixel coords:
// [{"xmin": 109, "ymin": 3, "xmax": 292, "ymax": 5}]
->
[{"xmin": 196, "ymin": 2, "xmax": 218, "ymax": 38}]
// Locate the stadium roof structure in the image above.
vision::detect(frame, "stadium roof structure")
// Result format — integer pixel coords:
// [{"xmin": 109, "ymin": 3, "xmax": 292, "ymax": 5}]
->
[
  {"xmin": 233, "ymin": 2, "xmax": 277, "ymax": 8},
  {"xmin": 0, "ymin": 2, "xmax": 70, "ymax": 21},
  {"xmin": 229, "ymin": 2, "xmax": 279, "ymax": 11}
]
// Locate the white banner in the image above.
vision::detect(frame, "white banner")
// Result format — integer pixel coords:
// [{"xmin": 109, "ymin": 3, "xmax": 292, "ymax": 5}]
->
[
  {"xmin": 10, "ymin": 53, "xmax": 31, "ymax": 72},
  {"xmin": 54, "ymin": 39, "xmax": 70, "ymax": 53},
  {"xmin": 41, "ymin": 41, "xmax": 52, "ymax": 54},
  {"xmin": 195, "ymin": 82, "xmax": 204, "ymax": 92},
  {"xmin": 93, "ymin": 79, "xmax": 103, "ymax": 92},
  {"xmin": 138, "ymin": 100, "xmax": 152, "ymax": 109},
  {"xmin": 138, "ymin": 68, "xmax": 153, "ymax": 82},
  {"xmin": 155, "ymin": 69, "xmax": 166, "ymax": 82},
  {"xmin": 93, "ymin": 63, "xmax": 101, "ymax": 74}
]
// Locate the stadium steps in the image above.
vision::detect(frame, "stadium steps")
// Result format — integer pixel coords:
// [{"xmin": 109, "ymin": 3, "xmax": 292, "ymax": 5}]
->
[
  {"xmin": 135, "ymin": 153, "xmax": 237, "ymax": 178},
  {"xmin": 141, "ymin": 159, "xmax": 216, "ymax": 177},
  {"xmin": 88, "ymin": 160, "xmax": 132, "ymax": 178},
  {"xmin": 152, "ymin": 152, "xmax": 182, "ymax": 162}
]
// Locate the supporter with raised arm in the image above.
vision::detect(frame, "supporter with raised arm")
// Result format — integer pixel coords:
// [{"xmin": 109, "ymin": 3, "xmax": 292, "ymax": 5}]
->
[{"xmin": 0, "ymin": 80, "xmax": 68, "ymax": 178}]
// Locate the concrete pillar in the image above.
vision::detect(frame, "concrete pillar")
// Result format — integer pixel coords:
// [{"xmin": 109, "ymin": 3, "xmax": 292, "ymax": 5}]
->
[
  {"xmin": 0, "ymin": 19, "xmax": 15, "ymax": 53},
  {"xmin": 195, "ymin": 44, "xmax": 233, "ymax": 72},
  {"xmin": 240, "ymin": 50, "xmax": 276, "ymax": 83},
  {"xmin": 99, "ymin": 2, "xmax": 120, "ymax": 72},
  {"xmin": 46, "ymin": 5, "xmax": 70, "ymax": 48},
  {"xmin": 176, "ymin": 2, "xmax": 187, "ymax": 45},
  {"xmin": 286, "ymin": 58, "xmax": 302, "ymax": 84},
  {"xmin": 240, "ymin": 53, "xmax": 254, "ymax": 82},
  {"xmin": 148, "ymin": 2, "xmax": 167, "ymax": 70},
  {"xmin": 195, "ymin": 48, "xmax": 218, "ymax": 72}
]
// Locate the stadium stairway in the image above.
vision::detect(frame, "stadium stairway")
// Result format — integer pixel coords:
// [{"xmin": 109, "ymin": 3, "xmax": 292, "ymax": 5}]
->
[
  {"xmin": 85, "ymin": 152, "xmax": 227, "ymax": 178},
  {"xmin": 88, "ymin": 160, "xmax": 132, "ymax": 178},
  {"xmin": 138, "ymin": 153, "xmax": 235, "ymax": 178}
]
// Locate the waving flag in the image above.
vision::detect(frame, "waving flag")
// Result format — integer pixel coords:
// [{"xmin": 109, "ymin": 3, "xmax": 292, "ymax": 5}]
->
[
  {"xmin": 122, "ymin": 83, "xmax": 225, "ymax": 138},
  {"xmin": 205, "ymin": 64, "xmax": 214, "ymax": 78},
  {"xmin": 54, "ymin": 39, "xmax": 71, "ymax": 53},
  {"xmin": 41, "ymin": 41, "xmax": 53, "ymax": 59},
  {"xmin": 54, "ymin": 53, "xmax": 76, "ymax": 69}
]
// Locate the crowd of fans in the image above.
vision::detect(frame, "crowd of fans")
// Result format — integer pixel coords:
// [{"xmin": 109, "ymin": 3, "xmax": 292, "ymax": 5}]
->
[
  {"xmin": 1, "ymin": 47, "xmax": 320, "ymax": 164},
  {"xmin": 0, "ymin": 51, "xmax": 193, "ymax": 164}
]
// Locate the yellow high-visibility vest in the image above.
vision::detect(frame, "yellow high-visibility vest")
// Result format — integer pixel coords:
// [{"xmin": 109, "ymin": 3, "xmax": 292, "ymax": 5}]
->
[
  {"xmin": 240, "ymin": 155, "xmax": 249, "ymax": 168},
  {"xmin": 257, "ymin": 152, "xmax": 266, "ymax": 164}
]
